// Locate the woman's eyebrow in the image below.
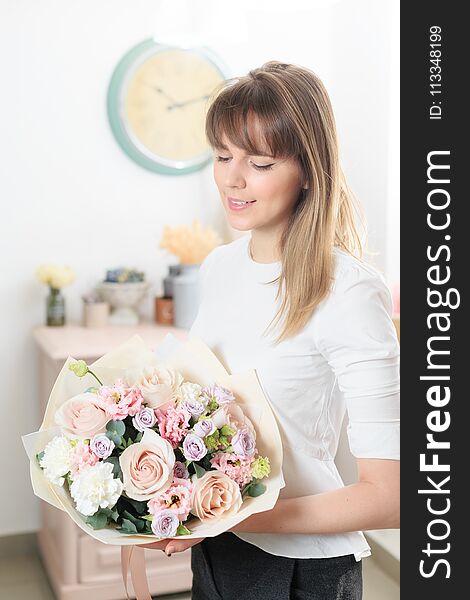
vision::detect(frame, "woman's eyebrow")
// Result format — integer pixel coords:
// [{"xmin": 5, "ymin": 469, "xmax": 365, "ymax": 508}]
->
[{"xmin": 214, "ymin": 145, "xmax": 275, "ymax": 159}]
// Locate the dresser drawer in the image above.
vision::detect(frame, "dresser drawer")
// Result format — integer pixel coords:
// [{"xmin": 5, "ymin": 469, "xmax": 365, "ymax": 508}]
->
[{"xmin": 79, "ymin": 535, "xmax": 193, "ymax": 595}]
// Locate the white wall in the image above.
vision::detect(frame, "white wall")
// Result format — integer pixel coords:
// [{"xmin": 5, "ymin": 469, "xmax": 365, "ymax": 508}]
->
[{"xmin": 0, "ymin": 0, "xmax": 398, "ymax": 536}]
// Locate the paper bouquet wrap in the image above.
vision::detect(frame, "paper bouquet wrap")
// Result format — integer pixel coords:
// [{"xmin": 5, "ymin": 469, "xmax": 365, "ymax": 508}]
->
[{"xmin": 23, "ymin": 333, "xmax": 284, "ymax": 597}]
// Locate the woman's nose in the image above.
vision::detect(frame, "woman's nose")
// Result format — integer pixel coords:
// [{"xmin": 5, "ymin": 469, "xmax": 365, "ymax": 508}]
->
[{"xmin": 224, "ymin": 162, "xmax": 246, "ymax": 189}]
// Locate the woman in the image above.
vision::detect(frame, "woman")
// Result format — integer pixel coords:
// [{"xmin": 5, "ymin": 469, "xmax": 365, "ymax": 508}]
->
[{"xmin": 144, "ymin": 61, "xmax": 400, "ymax": 599}]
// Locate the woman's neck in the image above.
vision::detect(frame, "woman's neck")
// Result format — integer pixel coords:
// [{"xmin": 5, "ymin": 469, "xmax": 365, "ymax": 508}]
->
[{"xmin": 249, "ymin": 229, "xmax": 282, "ymax": 264}]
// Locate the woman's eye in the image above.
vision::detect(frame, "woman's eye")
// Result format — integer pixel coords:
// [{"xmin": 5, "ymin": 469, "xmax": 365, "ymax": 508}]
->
[
  {"xmin": 252, "ymin": 162, "xmax": 274, "ymax": 171},
  {"xmin": 215, "ymin": 156, "xmax": 230, "ymax": 162}
]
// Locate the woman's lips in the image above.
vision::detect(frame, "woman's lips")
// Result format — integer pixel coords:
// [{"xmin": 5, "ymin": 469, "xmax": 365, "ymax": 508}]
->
[{"xmin": 227, "ymin": 197, "xmax": 257, "ymax": 211}]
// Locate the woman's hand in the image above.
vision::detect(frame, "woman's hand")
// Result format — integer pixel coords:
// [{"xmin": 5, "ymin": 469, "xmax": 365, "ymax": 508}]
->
[{"xmin": 140, "ymin": 536, "xmax": 206, "ymax": 556}]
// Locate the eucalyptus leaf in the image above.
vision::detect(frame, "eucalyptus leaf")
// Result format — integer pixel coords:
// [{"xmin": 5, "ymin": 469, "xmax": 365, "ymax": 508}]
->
[
  {"xmin": 122, "ymin": 510, "xmax": 146, "ymax": 532},
  {"xmin": 106, "ymin": 431, "xmax": 122, "ymax": 446},
  {"xmin": 247, "ymin": 483, "xmax": 266, "ymax": 497},
  {"xmin": 124, "ymin": 497, "xmax": 148, "ymax": 515},
  {"xmin": 107, "ymin": 420, "xmax": 126, "ymax": 437},
  {"xmin": 119, "ymin": 518, "xmax": 138, "ymax": 534},
  {"xmin": 194, "ymin": 463, "xmax": 207, "ymax": 479},
  {"xmin": 104, "ymin": 456, "xmax": 123, "ymax": 480},
  {"xmin": 86, "ymin": 512, "xmax": 108, "ymax": 530}
]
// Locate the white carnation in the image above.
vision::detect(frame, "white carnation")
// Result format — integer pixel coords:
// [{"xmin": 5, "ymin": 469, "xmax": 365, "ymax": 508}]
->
[
  {"xmin": 70, "ymin": 461, "xmax": 123, "ymax": 516},
  {"xmin": 176, "ymin": 382, "xmax": 203, "ymax": 406},
  {"xmin": 40, "ymin": 435, "xmax": 74, "ymax": 486}
]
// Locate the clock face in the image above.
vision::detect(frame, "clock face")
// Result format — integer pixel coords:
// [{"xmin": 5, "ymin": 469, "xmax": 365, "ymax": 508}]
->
[{"xmin": 107, "ymin": 41, "xmax": 229, "ymax": 175}]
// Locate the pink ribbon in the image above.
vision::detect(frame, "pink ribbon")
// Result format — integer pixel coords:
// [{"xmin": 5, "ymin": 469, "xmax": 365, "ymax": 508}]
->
[{"xmin": 121, "ymin": 545, "xmax": 152, "ymax": 600}]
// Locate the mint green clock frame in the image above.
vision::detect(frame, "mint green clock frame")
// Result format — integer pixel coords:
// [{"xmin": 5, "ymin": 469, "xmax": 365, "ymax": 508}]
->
[{"xmin": 106, "ymin": 39, "xmax": 230, "ymax": 176}]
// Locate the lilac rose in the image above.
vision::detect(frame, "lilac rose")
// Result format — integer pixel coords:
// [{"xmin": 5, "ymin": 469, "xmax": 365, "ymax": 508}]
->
[
  {"xmin": 90, "ymin": 433, "xmax": 115, "ymax": 459},
  {"xmin": 132, "ymin": 407, "xmax": 157, "ymax": 432},
  {"xmin": 151, "ymin": 509, "xmax": 179, "ymax": 537},
  {"xmin": 173, "ymin": 460, "xmax": 189, "ymax": 479},
  {"xmin": 231, "ymin": 428, "xmax": 256, "ymax": 457},
  {"xmin": 182, "ymin": 398, "xmax": 206, "ymax": 417},
  {"xmin": 201, "ymin": 384, "xmax": 235, "ymax": 406},
  {"xmin": 193, "ymin": 419, "xmax": 216, "ymax": 438},
  {"xmin": 183, "ymin": 433, "xmax": 208, "ymax": 461}
]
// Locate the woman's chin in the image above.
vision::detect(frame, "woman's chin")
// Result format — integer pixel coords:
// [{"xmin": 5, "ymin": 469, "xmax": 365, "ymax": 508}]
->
[{"xmin": 226, "ymin": 218, "xmax": 253, "ymax": 232}]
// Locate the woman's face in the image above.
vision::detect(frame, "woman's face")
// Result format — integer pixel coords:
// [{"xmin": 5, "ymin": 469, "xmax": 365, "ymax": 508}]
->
[{"xmin": 213, "ymin": 127, "xmax": 306, "ymax": 235}]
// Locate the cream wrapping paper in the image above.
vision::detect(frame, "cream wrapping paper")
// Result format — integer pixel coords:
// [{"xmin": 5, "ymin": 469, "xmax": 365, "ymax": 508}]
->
[{"xmin": 22, "ymin": 333, "xmax": 285, "ymax": 546}]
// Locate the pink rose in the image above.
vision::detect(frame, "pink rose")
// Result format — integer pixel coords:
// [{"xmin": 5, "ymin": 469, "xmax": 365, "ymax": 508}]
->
[
  {"xmin": 55, "ymin": 393, "xmax": 109, "ymax": 439},
  {"xmin": 131, "ymin": 365, "xmax": 184, "ymax": 408},
  {"xmin": 191, "ymin": 470, "xmax": 242, "ymax": 522},
  {"xmin": 119, "ymin": 428, "xmax": 175, "ymax": 501}
]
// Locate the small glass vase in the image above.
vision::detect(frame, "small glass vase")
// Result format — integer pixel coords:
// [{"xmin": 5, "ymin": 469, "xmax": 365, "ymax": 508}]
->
[{"xmin": 46, "ymin": 287, "xmax": 65, "ymax": 326}]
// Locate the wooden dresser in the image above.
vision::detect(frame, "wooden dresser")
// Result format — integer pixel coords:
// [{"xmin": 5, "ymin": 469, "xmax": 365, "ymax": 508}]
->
[{"xmin": 33, "ymin": 323, "xmax": 193, "ymax": 600}]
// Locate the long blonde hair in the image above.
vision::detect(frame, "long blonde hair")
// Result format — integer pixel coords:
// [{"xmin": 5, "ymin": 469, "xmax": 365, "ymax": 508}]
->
[{"xmin": 205, "ymin": 61, "xmax": 366, "ymax": 344}]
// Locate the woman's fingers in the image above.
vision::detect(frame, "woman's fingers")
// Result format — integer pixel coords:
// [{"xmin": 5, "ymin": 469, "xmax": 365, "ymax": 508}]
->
[
  {"xmin": 138, "ymin": 540, "xmax": 168, "ymax": 551},
  {"xmin": 138, "ymin": 536, "xmax": 206, "ymax": 555},
  {"xmin": 166, "ymin": 536, "xmax": 206, "ymax": 555}
]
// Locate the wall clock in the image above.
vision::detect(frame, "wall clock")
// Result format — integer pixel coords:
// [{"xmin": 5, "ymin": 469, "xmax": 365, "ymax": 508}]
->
[{"xmin": 107, "ymin": 39, "xmax": 229, "ymax": 175}]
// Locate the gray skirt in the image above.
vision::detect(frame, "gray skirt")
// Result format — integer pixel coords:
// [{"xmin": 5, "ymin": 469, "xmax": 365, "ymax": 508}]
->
[{"xmin": 190, "ymin": 532, "xmax": 363, "ymax": 600}]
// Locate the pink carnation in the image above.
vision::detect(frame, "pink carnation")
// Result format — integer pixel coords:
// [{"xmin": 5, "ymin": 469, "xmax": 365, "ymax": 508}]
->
[
  {"xmin": 96, "ymin": 379, "xmax": 144, "ymax": 420},
  {"xmin": 210, "ymin": 452, "xmax": 253, "ymax": 487},
  {"xmin": 69, "ymin": 441, "xmax": 99, "ymax": 479},
  {"xmin": 155, "ymin": 405, "xmax": 191, "ymax": 449},
  {"xmin": 148, "ymin": 477, "xmax": 193, "ymax": 521}
]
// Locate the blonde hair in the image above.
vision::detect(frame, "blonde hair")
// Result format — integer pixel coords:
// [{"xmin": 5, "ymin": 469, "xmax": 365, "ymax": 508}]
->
[{"xmin": 206, "ymin": 61, "xmax": 367, "ymax": 344}]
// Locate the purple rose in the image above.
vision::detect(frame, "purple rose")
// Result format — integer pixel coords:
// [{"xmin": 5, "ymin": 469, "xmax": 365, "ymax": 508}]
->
[
  {"xmin": 201, "ymin": 384, "xmax": 235, "ymax": 406},
  {"xmin": 182, "ymin": 398, "xmax": 206, "ymax": 417},
  {"xmin": 193, "ymin": 419, "xmax": 216, "ymax": 438},
  {"xmin": 183, "ymin": 433, "xmax": 208, "ymax": 461},
  {"xmin": 151, "ymin": 509, "xmax": 179, "ymax": 537},
  {"xmin": 231, "ymin": 429, "xmax": 256, "ymax": 457},
  {"xmin": 132, "ymin": 407, "xmax": 157, "ymax": 432},
  {"xmin": 90, "ymin": 433, "xmax": 115, "ymax": 459},
  {"xmin": 174, "ymin": 461, "xmax": 189, "ymax": 479}
]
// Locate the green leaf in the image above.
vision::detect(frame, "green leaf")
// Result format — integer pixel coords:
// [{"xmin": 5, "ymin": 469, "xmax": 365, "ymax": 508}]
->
[
  {"xmin": 119, "ymin": 518, "xmax": 138, "ymax": 534},
  {"xmin": 106, "ymin": 431, "xmax": 122, "ymax": 446},
  {"xmin": 247, "ymin": 483, "xmax": 266, "ymax": 497},
  {"xmin": 142, "ymin": 515, "xmax": 154, "ymax": 522},
  {"xmin": 36, "ymin": 451, "xmax": 45, "ymax": 465},
  {"xmin": 176, "ymin": 524, "xmax": 191, "ymax": 536},
  {"xmin": 86, "ymin": 512, "xmax": 108, "ymax": 530},
  {"xmin": 107, "ymin": 420, "xmax": 126, "ymax": 437},
  {"xmin": 99, "ymin": 507, "xmax": 119, "ymax": 522},
  {"xmin": 135, "ymin": 432, "xmax": 143, "ymax": 442},
  {"xmin": 194, "ymin": 463, "xmax": 207, "ymax": 479},
  {"xmin": 124, "ymin": 497, "xmax": 148, "ymax": 516},
  {"xmin": 104, "ymin": 456, "xmax": 123, "ymax": 480},
  {"xmin": 122, "ymin": 510, "xmax": 146, "ymax": 532}
]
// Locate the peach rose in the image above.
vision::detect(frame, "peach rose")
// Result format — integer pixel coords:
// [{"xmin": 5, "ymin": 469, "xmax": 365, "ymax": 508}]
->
[
  {"xmin": 131, "ymin": 365, "xmax": 184, "ymax": 409},
  {"xmin": 119, "ymin": 428, "xmax": 175, "ymax": 501},
  {"xmin": 55, "ymin": 393, "xmax": 109, "ymax": 439},
  {"xmin": 190, "ymin": 470, "xmax": 242, "ymax": 522}
]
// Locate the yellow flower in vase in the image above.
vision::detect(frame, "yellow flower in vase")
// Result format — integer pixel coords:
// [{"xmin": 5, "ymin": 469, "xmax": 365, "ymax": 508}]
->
[{"xmin": 36, "ymin": 264, "xmax": 75, "ymax": 326}]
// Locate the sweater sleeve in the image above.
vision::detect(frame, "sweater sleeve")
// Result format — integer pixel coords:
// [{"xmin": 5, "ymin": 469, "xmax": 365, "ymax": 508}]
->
[{"xmin": 311, "ymin": 260, "xmax": 400, "ymax": 460}]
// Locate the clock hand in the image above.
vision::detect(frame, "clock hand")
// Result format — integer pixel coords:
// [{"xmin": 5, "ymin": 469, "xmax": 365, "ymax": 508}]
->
[
  {"xmin": 145, "ymin": 83, "xmax": 179, "ymax": 105},
  {"xmin": 167, "ymin": 95, "xmax": 210, "ymax": 111}
]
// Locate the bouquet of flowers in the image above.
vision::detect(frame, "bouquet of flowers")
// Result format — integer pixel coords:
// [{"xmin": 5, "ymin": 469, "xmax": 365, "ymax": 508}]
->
[{"xmin": 23, "ymin": 334, "xmax": 284, "ymax": 595}]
